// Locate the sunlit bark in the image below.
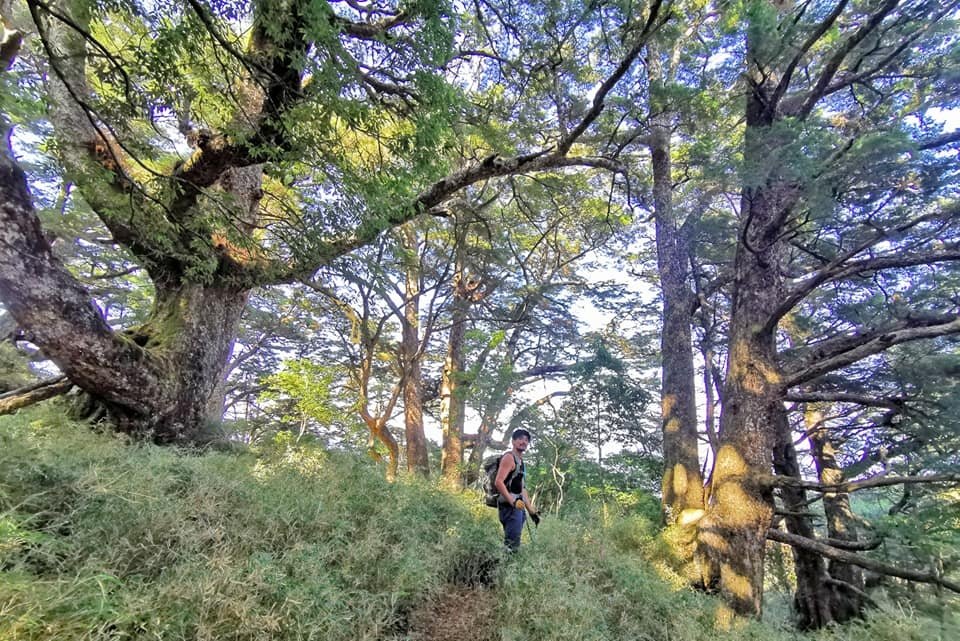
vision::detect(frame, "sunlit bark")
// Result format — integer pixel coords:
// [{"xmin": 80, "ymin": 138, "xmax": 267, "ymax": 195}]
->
[{"xmin": 697, "ymin": 47, "xmax": 791, "ymax": 615}]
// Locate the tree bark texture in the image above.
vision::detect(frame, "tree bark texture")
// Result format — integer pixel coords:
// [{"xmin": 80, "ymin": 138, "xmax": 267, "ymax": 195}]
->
[
  {"xmin": 810, "ymin": 415, "xmax": 866, "ymax": 622},
  {"xmin": 649, "ymin": 52, "xmax": 703, "ymax": 523},
  {"xmin": 697, "ymin": 72, "xmax": 792, "ymax": 617}
]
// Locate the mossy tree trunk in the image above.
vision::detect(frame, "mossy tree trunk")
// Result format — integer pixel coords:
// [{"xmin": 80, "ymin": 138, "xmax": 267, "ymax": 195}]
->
[
  {"xmin": 0, "ymin": 150, "xmax": 249, "ymax": 442},
  {"xmin": 0, "ymin": 0, "xmax": 289, "ymax": 443}
]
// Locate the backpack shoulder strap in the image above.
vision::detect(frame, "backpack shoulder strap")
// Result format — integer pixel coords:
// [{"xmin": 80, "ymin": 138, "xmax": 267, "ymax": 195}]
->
[{"xmin": 503, "ymin": 452, "xmax": 521, "ymax": 486}]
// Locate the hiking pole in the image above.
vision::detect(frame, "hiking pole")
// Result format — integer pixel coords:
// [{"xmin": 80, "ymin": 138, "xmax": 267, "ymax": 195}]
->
[{"xmin": 525, "ymin": 512, "xmax": 536, "ymax": 544}]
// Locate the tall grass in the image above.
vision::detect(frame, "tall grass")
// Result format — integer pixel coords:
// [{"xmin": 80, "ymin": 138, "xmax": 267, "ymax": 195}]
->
[
  {"xmin": 497, "ymin": 511, "xmax": 957, "ymax": 641},
  {"xmin": 0, "ymin": 407, "xmax": 501, "ymax": 640},
  {"xmin": 1, "ymin": 406, "xmax": 956, "ymax": 641}
]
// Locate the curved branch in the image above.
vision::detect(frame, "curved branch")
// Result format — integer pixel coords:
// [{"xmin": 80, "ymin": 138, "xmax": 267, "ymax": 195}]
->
[
  {"xmin": 767, "ymin": 528, "xmax": 960, "ymax": 594},
  {"xmin": 781, "ymin": 314, "xmax": 960, "ymax": 388},
  {"xmin": 28, "ymin": 0, "xmax": 172, "ymax": 268},
  {"xmin": 919, "ymin": 130, "xmax": 960, "ymax": 151},
  {"xmin": 556, "ymin": 0, "xmax": 667, "ymax": 156},
  {"xmin": 0, "ymin": 148, "xmax": 162, "ymax": 415},
  {"xmin": 248, "ymin": 152, "xmax": 627, "ymax": 287}
]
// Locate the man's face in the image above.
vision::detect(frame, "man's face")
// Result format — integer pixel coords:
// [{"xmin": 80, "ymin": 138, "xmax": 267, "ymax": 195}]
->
[{"xmin": 513, "ymin": 436, "xmax": 530, "ymax": 454}]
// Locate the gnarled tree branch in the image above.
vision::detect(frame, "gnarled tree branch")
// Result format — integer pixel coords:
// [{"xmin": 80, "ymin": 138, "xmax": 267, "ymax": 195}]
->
[
  {"xmin": 781, "ymin": 314, "xmax": 960, "ymax": 388},
  {"xmin": 767, "ymin": 528, "xmax": 960, "ymax": 594}
]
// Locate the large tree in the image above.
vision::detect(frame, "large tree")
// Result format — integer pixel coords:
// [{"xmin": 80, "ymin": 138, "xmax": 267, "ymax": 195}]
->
[
  {"xmin": 698, "ymin": 0, "xmax": 960, "ymax": 620},
  {"xmin": 0, "ymin": 0, "xmax": 665, "ymax": 443}
]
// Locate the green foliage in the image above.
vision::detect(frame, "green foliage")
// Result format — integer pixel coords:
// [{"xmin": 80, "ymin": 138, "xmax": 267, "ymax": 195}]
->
[
  {"xmin": 0, "ymin": 343, "xmax": 35, "ymax": 392},
  {"xmin": 260, "ymin": 358, "xmax": 338, "ymax": 428}
]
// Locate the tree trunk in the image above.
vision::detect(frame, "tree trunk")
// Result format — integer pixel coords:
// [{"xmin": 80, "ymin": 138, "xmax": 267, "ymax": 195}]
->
[
  {"xmin": 440, "ymin": 275, "xmax": 470, "ymax": 486},
  {"xmin": 697, "ymin": 71, "xmax": 789, "ymax": 617},
  {"xmin": 401, "ymin": 226, "xmax": 429, "ymax": 476},
  {"xmin": 0, "ymin": 1, "xmax": 260, "ymax": 444},
  {"xmin": 772, "ymin": 410, "xmax": 837, "ymax": 629},
  {"xmin": 649, "ymin": 46, "xmax": 703, "ymax": 524},
  {"xmin": 365, "ymin": 415, "xmax": 401, "ymax": 481},
  {"xmin": 0, "ymin": 151, "xmax": 249, "ymax": 441},
  {"xmin": 125, "ymin": 281, "xmax": 249, "ymax": 441},
  {"xmin": 810, "ymin": 414, "xmax": 866, "ymax": 622}
]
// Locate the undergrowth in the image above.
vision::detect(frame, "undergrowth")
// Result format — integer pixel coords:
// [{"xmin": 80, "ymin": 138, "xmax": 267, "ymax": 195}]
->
[
  {"xmin": 1, "ymin": 406, "xmax": 956, "ymax": 641},
  {"xmin": 0, "ymin": 407, "xmax": 500, "ymax": 640}
]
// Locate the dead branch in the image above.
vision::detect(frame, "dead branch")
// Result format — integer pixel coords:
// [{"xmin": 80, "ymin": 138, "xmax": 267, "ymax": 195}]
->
[
  {"xmin": 0, "ymin": 376, "xmax": 73, "ymax": 414},
  {"xmin": 762, "ymin": 472, "xmax": 960, "ymax": 493}
]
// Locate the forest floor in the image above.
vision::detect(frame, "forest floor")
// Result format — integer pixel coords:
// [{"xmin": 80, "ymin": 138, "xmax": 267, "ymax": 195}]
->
[{"xmin": 407, "ymin": 585, "xmax": 499, "ymax": 641}]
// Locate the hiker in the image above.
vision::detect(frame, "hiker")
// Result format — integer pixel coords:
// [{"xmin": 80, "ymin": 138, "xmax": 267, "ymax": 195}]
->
[{"xmin": 494, "ymin": 428, "xmax": 540, "ymax": 550}]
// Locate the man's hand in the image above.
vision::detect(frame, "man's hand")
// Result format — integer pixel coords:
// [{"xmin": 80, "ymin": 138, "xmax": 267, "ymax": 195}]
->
[{"xmin": 514, "ymin": 499, "xmax": 525, "ymax": 510}]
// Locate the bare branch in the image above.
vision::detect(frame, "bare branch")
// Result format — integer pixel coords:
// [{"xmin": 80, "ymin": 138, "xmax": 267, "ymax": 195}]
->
[
  {"xmin": 781, "ymin": 315, "xmax": 960, "ymax": 388},
  {"xmin": 785, "ymin": 391, "xmax": 907, "ymax": 410},
  {"xmin": 762, "ymin": 472, "xmax": 960, "ymax": 493},
  {"xmin": 556, "ymin": 0, "xmax": 667, "ymax": 156},
  {"xmin": 919, "ymin": 130, "xmax": 960, "ymax": 151},
  {"xmin": 0, "ymin": 376, "xmax": 73, "ymax": 415}
]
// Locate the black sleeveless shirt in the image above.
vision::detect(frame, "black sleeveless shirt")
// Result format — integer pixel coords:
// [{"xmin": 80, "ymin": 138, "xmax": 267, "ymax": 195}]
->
[{"xmin": 505, "ymin": 453, "xmax": 524, "ymax": 495}]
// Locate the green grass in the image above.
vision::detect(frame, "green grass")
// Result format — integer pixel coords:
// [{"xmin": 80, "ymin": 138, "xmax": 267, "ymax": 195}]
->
[
  {"xmin": 1, "ymin": 406, "xmax": 956, "ymax": 640},
  {"xmin": 0, "ymin": 408, "xmax": 501, "ymax": 640}
]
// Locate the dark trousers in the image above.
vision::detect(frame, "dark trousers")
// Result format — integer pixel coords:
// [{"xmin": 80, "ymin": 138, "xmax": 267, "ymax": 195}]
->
[{"xmin": 498, "ymin": 502, "xmax": 526, "ymax": 550}]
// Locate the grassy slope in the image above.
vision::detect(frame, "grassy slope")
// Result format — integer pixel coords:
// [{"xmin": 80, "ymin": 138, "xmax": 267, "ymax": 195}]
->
[{"xmin": 0, "ymin": 407, "xmax": 955, "ymax": 641}]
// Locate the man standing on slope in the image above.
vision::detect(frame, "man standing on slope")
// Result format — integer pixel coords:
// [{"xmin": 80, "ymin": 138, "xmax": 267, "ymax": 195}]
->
[{"xmin": 495, "ymin": 428, "xmax": 540, "ymax": 550}]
